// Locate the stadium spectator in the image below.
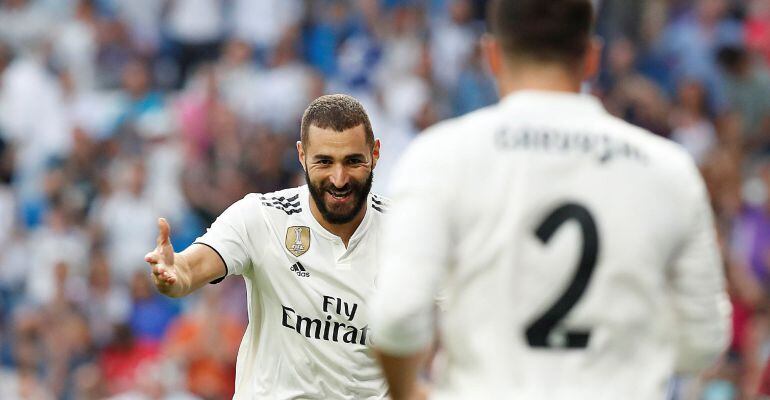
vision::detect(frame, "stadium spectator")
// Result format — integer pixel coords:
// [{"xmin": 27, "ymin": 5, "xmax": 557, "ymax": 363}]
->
[
  {"xmin": 90, "ymin": 159, "xmax": 159, "ymax": 282},
  {"xmin": 126, "ymin": 271, "xmax": 180, "ymax": 345},
  {"xmin": 164, "ymin": 0, "xmax": 225, "ymax": 87},
  {"xmin": 669, "ymin": 79, "xmax": 718, "ymax": 165},
  {"xmin": 163, "ymin": 286, "xmax": 242, "ymax": 399},
  {"xmin": 50, "ymin": 0, "xmax": 99, "ymax": 91},
  {"xmin": 230, "ymin": 0, "xmax": 303, "ymax": 58},
  {"xmin": 717, "ymin": 45, "xmax": 770, "ymax": 155},
  {"xmin": 0, "ymin": 0, "xmax": 52, "ymax": 52}
]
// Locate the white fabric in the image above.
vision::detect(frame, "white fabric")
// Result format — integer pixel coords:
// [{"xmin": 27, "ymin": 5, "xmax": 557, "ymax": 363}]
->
[
  {"xmin": 0, "ymin": 56, "xmax": 72, "ymax": 200},
  {"xmin": 429, "ymin": 19, "xmax": 475, "ymax": 90},
  {"xmin": 217, "ymin": 63, "xmax": 265, "ymax": 122},
  {"xmin": 249, "ymin": 63, "xmax": 313, "ymax": 132},
  {"xmin": 196, "ymin": 186, "xmax": 388, "ymax": 399},
  {"xmin": 26, "ymin": 224, "xmax": 89, "ymax": 305},
  {"xmin": 0, "ymin": 3, "xmax": 51, "ymax": 51},
  {"xmin": 51, "ymin": 17, "xmax": 98, "ymax": 90},
  {"xmin": 166, "ymin": 0, "xmax": 223, "ymax": 43},
  {"xmin": 94, "ymin": 190, "xmax": 159, "ymax": 282},
  {"xmin": 112, "ymin": 0, "xmax": 165, "ymax": 50},
  {"xmin": 371, "ymin": 90, "xmax": 731, "ymax": 400},
  {"xmin": 670, "ymin": 119, "xmax": 717, "ymax": 166},
  {"xmin": 231, "ymin": 0, "xmax": 302, "ymax": 49},
  {"xmin": 144, "ymin": 140, "xmax": 188, "ymax": 224}
]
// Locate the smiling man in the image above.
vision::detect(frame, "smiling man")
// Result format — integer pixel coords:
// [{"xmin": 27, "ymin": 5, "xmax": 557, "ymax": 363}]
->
[{"xmin": 144, "ymin": 94, "xmax": 389, "ymax": 399}]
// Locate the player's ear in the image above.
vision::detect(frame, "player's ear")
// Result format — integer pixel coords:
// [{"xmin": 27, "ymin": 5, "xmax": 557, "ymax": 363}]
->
[
  {"xmin": 297, "ymin": 141, "xmax": 307, "ymax": 171},
  {"xmin": 481, "ymin": 34, "xmax": 502, "ymax": 79},
  {"xmin": 371, "ymin": 138, "xmax": 381, "ymax": 170},
  {"xmin": 582, "ymin": 36, "xmax": 603, "ymax": 82}
]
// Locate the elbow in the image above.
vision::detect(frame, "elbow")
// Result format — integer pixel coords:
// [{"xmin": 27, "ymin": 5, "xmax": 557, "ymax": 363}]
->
[
  {"xmin": 676, "ymin": 338, "xmax": 729, "ymax": 374},
  {"xmin": 371, "ymin": 309, "xmax": 434, "ymax": 357},
  {"xmin": 676, "ymin": 313, "xmax": 732, "ymax": 373}
]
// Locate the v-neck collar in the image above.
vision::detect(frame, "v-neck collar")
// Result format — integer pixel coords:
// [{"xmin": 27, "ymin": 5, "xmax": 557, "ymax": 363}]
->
[{"xmin": 300, "ymin": 185, "xmax": 373, "ymax": 251}]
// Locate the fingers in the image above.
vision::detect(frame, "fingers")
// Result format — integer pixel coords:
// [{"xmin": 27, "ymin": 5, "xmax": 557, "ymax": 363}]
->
[
  {"xmin": 145, "ymin": 252, "xmax": 159, "ymax": 264},
  {"xmin": 146, "ymin": 252, "xmax": 170, "ymax": 281},
  {"xmin": 150, "ymin": 218, "xmax": 178, "ymax": 292},
  {"xmin": 156, "ymin": 217, "xmax": 171, "ymax": 247},
  {"xmin": 151, "ymin": 263, "xmax": 177, "ymax": 285},
  {"xmin": 151, "ymin": 273, "xmax": 176, "ymax": 288}
]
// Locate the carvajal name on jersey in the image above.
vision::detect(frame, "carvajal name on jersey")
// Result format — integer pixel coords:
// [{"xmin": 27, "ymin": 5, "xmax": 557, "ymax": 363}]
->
[
  {"xmin": 495, "ymin": 126, "xmax": 649, "ymax": 164},
  {"xmin": 281, "ymin": 295, "xmax": 369, "ymax": 345}
]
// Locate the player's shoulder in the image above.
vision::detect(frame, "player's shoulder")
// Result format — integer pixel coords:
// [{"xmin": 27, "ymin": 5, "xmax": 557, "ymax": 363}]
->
[
  {"xmin": 219, "ymin": 187, "xmax": 304, "ymax": 220},
  {"xmin": 606, "ymin": 115, "xmax": 704, "ymax": 190},
  {"xmin": 613, "ymin": 116, "xmax": 698, "ymax": 168},
  {"xmin": 369, "ymin": 192, "xmax": 391, "ymax": 215},
  {"xmin": 256, "ymin": 186, "xmax": 304, "ymax": 216},
  {"xmin": 406, "ymin": 104, "xmax": 501, "ymax": 158},
  {"xmin": 423, "ymin": 104, "xmax": 500, "ymax": 143}
]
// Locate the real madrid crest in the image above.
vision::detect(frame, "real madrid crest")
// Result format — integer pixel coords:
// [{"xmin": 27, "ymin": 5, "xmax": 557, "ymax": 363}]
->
[{"xmin": 285, "ymin": 226, "xmax": 311, "ymax": 257}]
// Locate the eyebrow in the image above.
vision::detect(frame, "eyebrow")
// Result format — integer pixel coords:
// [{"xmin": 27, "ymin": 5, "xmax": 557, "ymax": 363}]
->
[{"xmin": 312, "ymin": 153, "xmax": 368, "ymax": 161}]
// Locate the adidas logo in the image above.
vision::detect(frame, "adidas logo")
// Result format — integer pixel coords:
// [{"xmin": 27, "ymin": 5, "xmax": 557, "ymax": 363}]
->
[{"xmin": 289, "ymin": 262, "xmax": 310, "ymax": 278}]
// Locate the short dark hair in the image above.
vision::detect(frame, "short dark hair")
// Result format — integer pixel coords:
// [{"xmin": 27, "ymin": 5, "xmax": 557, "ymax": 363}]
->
[
  {"xmin": 489, "ymin": 0, "xmax": 594, "ymax": 67},
  {"xmin": 300, "ymin": 94, "xmax": 374, "ymax": 149}
]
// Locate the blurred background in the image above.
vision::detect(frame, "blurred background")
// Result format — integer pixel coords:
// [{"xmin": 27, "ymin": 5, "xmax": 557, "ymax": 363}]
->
[{"xmin": 0, "ymin": 0, "xmax": 766, "ymax": 399}]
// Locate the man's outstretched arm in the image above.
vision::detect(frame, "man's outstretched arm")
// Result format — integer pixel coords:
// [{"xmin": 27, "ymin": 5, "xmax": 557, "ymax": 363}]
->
[
  {"xmin": 374, "ymin": 351, "xmax": 428, "ymax": 400},
  {"xmin": 144, "ymin": 217, "xmax": 226, "ymax": 298}
]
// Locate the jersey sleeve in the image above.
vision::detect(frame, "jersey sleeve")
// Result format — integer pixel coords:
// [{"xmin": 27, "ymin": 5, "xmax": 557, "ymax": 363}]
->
[
  {"xmin": 195, "ymin": 195, "xmax": 262, "ymax": 281},
  {"xmin": 668, "ymin": 162, "xmax": 731, "ymax": 373},
  {"xmin": 370, "ymin": 132, "xmax": 453, "ymax": 355}
]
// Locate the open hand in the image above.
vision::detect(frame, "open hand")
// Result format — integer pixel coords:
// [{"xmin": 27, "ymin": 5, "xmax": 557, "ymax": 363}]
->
[{"xmin": 144, "ymin": 218, "xmax": 178, "ymax": 294}]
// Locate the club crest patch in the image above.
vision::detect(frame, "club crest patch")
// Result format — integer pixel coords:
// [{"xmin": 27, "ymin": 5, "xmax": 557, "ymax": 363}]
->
[{"xmin": 285, "ymin": 226, "xmax": 311, "ymax": 257}]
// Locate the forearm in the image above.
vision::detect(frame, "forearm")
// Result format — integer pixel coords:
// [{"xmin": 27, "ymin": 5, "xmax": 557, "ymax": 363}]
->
[
  {"xmin": 674, "ymin": 296, "xmax": 731, "ymax": 372},
  {"xmin": 376, "ymin": 350, "xmax": 427, "ymax": 400},
  {"xmin": 148, "ymin": 219, "xmax": 227, "ymax": 298},
  {"xmin": 166, "ymin": 244, "xmax": 230, "ymax": 297},
  {"xmin": 157, "ymin": 252, "xmax": 195, "ymax": 298}
]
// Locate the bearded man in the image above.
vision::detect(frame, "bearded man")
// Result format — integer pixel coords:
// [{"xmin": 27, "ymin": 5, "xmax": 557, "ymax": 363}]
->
[{"xmin": 145, "ymin": 94, "xmax": 389, "ymax": 399}]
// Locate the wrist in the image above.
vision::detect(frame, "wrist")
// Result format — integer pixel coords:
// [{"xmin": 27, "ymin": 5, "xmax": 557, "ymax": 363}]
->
[{"xmin": 173, "ymin": 252, "xmax": 193, "ymax": 296}]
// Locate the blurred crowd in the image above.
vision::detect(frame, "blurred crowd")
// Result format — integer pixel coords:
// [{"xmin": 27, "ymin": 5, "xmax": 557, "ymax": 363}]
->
[{"xmin": 0, "ymin": 0, "xmax": 767, "ymax": 399}]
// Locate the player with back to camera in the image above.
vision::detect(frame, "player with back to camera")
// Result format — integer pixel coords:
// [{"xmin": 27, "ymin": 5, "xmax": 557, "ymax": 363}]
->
[
  {"xmin": 370, "ymin": 0, "xmax": 732, "ymax": 399},
  {"xmin": 145, "ymin": 94, "xmax": 390, "ymax": 399}
]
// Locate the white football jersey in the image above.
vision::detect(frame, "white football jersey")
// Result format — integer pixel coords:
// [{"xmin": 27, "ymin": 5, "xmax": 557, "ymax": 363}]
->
[
  {"xmin": 371, "ymin": 91, "xmax": 731, "ymax": 400},
  {"xmin": 195, "ymin": 185, "xmax": 389, "ymax": 399}
]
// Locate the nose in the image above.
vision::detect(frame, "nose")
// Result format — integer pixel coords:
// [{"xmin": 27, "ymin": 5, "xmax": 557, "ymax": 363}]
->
[{"xmin": 329, "ymin": 165, "xmax": 349, "ymax": 188}]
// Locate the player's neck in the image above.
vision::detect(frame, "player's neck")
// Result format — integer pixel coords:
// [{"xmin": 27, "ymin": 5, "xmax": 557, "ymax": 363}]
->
[
  {"xmin": 309, "ymin": 200, "xmax": 366, "ymax": 247},
  {"xmin": 497, "ymin": 62, "xmax": 582, "ymax": 96}
]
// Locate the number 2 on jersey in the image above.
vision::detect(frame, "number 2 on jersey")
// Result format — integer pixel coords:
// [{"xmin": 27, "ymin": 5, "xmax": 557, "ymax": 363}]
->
[{"xmin": 525, "ymin": 203, "xmax": 599, "ymax": 349}]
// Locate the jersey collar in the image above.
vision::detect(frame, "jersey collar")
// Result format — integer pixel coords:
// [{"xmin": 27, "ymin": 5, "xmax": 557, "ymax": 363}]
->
[
  {"xmin": 500, "ymin": 90, "xmax": 605, "ymax": 115},
  {"xmin": 299, "ymin": 185, "xmax": 373, "ymax": 249}
]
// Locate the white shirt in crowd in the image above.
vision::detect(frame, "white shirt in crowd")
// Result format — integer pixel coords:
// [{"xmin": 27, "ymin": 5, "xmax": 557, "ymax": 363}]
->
[
  {"xmin": 166, "ymin": 0, "xmax": 224, "ymax": 44},
  {"xmin": 0, "ymin": 1, "xmax": 51, "ymax": 51},
  {"xmin": 0, "ymin": 56, "xmax": 72, "ymax": 202},
  {"xmin": 231, "ymin": 0, "xmax": 303, "ymax": 49},
  {"xmin": 93, "ymin": 189, "xmax": 159, "ymax": 283},
  {"xmin": 196, "ymin": 185, "xmax": 389, "ymax": 399},
  {"xmin": 371, "ymin": 90, "xmax": 731, "ymax": 400},
  {"xmin": 112, "ymin": 0, "xmax": 165, "ymax": 52}
]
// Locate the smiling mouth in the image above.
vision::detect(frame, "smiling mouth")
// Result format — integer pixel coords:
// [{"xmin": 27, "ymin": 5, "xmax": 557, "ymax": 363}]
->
[{"xmin": 327, "ymin": 188, "xmax": 352, "ymax": 200}]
